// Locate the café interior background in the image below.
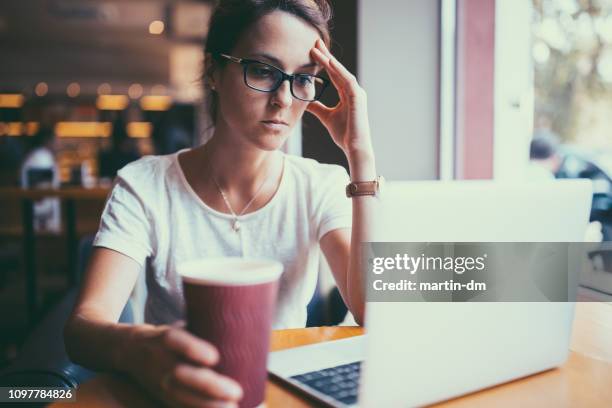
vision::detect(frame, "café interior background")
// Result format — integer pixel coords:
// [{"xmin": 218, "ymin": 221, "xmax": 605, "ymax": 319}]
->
[{"xmin": 1, "ymin": 0, "xmax": 612, "ymax": 368}]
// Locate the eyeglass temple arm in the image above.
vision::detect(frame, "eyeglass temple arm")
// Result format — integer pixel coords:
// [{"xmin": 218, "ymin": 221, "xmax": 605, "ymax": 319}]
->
[{"xmin": 219, "ymin": 54, "xmax": 243, "ymax": 64}]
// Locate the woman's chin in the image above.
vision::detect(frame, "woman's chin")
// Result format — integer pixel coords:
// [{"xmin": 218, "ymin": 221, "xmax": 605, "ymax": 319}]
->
[{"xmin": 251, "ymin": 128, "xmax": 291, "ymax": 150}]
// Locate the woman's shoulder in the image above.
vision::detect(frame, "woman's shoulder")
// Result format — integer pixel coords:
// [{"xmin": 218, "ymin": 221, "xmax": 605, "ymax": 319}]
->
[
  {"xmin": 22, "ymin": 147, "xmax": 55, "ymax": 169},
  {"xmin": 116, "ymin": 152, "xmax": 178, "ymax": 185}
]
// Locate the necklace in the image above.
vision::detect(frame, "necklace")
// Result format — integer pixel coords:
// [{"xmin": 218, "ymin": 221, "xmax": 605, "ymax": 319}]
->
[{"xmin": 210, "ymin": 161, "xmax": 272, "ymax": 233}]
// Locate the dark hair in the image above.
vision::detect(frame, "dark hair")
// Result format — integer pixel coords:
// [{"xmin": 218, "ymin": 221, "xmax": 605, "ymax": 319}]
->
[
  {"xmin": 27, "ymin": 126, "xmax": 55, "ymax": 153},
  {"xmin": 203, "ymin": 0, "xmax": 333, "ymax": 124},
  {"xmin": 530, "ymin": 132, "xmax": 559, "ymax": 160},
  {"xmin": 110, "ymin": 116, "xmax": 129, "ymax": 150}
]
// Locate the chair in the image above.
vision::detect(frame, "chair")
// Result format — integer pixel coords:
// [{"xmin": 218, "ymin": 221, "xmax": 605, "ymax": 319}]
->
[
  {"xmin": 306, "ymin": 286, "xmax": 348, "ymax": 327},
  {"xmin": 0, "ymin": 289, "xmax": 133, "ymax": 388},
  {"xmin": 0, "ymin": 235, "xmax": 133, "ymax": 388}
]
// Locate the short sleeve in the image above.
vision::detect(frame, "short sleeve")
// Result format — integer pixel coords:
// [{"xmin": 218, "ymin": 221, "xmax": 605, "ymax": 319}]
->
[
  {"xmin": 316, "ymin": 165, "xmax": 352, "ymax": 240},
  {"xmin": 93, "ymin": 176, "xmax": 153, "ymax": 266}
]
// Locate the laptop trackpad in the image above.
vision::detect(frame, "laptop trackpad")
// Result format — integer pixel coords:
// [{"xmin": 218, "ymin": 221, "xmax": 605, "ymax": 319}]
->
[{"xmin": 268, "ymin": 335, "xmax": 367, "ymax": 377}]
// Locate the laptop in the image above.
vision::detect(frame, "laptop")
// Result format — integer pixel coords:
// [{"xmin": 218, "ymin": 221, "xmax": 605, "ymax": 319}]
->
[{"xmin": 268, "ymin": 180, "xmax": 593, "ymax": 407}]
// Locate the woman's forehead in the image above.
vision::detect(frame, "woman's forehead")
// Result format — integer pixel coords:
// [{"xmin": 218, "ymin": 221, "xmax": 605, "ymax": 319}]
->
[{"xmin": 233, "ymin": 10, "xmax": 321, "ymax": 70}]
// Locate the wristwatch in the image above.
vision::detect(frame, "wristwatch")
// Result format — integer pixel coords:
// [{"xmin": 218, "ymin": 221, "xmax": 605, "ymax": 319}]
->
[{"xmin": 346, "ymin": 175, "xmax": 384, "ymax": 198}]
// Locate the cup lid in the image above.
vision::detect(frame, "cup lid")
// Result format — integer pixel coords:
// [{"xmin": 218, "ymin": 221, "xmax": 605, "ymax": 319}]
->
[{"xmin": 178, "ymin": 257, "xmax": 283, "ymax": 286}]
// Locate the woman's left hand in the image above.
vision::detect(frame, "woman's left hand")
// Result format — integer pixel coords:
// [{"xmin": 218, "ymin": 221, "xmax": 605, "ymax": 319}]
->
[{"xmin": 306, "ymin": 39, "xmax": 374, "ymax": 161}]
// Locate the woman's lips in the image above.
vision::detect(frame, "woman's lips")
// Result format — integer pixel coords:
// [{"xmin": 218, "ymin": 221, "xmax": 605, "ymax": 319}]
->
[{"xmin": 261, "ymin": 120, "xmax": 289, "ymax": 132}]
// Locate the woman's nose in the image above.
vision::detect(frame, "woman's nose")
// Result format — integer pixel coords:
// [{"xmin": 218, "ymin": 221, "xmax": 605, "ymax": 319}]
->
[{"xmin": 271, "ymin": 80, "xmax": 293, "ymax": 108}]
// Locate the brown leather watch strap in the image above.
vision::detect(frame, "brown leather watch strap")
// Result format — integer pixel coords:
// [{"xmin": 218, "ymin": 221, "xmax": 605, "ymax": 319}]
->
[{"xmin": 346, "ymin": 177, "xmax": 381, "ymax": 197}]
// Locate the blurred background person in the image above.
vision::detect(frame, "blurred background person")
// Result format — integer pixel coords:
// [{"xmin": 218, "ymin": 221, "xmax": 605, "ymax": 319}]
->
[
  {"xmin": 528, "ymin": 131, "xmax": 562, "ymax": 180},
  {"xmin": 151, "ymin": 107, "xmax": 192, "ymax": 156},
  {"xmin": 19, "ymin": 125, "xmax": 61, "ymax": 232},
  {"xmin": 98, "ymin": 115, "xmax": 141, "ymax": 180}
]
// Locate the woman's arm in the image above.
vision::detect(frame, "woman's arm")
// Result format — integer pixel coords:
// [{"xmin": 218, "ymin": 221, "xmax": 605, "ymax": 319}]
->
[
  {"xmin": 64, "ymin": 247, "xmax": 142, "ymax": 371},
  {"xmin": 309, "ymin": 39, "xmax": 377, "ymax": 326},
  {"xmin": 65, "ymin": 248, "xmax": 243, "ymax": 407},
  {"xmin": 320, "ymin": 155, "xmax": 376, "ymax": 327}
]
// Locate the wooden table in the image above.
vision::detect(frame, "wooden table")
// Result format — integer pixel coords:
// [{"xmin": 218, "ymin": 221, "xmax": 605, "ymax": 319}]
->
[
  {"xmin": 0, "ymin": 187, "xmax": 110, "ymax": 323},
  {"xmin": 51, "ymin": 303, "xmax": 612, "ymax": 407}
]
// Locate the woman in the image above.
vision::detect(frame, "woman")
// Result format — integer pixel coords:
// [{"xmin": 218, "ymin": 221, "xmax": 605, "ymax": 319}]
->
[{"xmin": 65, "ymin": 0, "xmax": 377, "ymax": 406}]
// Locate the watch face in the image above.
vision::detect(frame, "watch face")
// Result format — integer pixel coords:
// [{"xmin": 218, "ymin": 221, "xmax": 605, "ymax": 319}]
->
[{"xmin": 377, "ymin": 175, "xmax": 385, "ymax": 197}]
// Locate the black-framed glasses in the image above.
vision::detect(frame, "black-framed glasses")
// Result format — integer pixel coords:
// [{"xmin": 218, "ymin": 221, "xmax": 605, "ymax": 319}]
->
[{"xmin": 219, "ymin": 53, "xmax": 330, "ymax": 102}]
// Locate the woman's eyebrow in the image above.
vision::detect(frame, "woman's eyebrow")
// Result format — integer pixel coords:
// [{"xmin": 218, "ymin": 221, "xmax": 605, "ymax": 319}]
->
[{"xmin": 249, "ymin": 53, "xmax": 317, "ymax": 70}]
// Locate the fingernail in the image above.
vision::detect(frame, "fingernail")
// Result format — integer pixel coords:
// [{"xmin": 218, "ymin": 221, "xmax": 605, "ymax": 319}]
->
[{"xmin": 224, "ymin": 382, "xmax": 243, "ymax": 399}]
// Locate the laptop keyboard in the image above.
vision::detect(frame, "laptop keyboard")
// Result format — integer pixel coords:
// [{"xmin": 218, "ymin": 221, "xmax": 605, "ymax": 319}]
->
[{"xmin": 290, "ymin": 361, "xmax": 362, "ymax": 406}]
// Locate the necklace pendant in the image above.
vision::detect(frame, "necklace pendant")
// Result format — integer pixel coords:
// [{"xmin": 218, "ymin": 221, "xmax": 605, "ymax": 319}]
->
[{"xmin": 232, "ymin": 219, "xmax": 241, "ymax": 232}]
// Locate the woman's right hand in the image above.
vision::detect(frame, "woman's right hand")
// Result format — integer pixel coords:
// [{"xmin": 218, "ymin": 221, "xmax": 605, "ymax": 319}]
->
[{"xmin": 121, "ymin": 324, "xmax": 243, "ymax": 408}]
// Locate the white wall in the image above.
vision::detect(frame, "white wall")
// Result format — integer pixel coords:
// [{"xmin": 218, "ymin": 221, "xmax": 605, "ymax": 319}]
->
[
  {"xmin": 358, "ymin": 0, "xmax": 440, "ymax": 180},
  {"xmin": 494, "ymin": 0, "xmax": 534, "ymax": 180}
]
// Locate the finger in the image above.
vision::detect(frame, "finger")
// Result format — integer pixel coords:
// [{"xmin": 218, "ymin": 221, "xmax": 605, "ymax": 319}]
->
[
  {"xmin": 315, "ymin": 38, "xmax": 334, "ymax": 60},
  {"xmin": 171, "ymin": 320, "xmax": 187, "ymax": 328},
  {"xmin": 310, "ymin": 47, "xmax": 345, "ymax": 97},
  {"xmin": 312, "ymin": 42, "xmax": 356, "ymax": 100},
  {"xmin": 305, "ymin": 100, "xmax": 333, "ymax": 122},
  {"xmin": 316, "ymin": 40, "xmax": 360, "ymax": 92},
  {"xmin": 166, "ymin": 383, "xmax": 238, "ymax": 408},
  {"xmin": 173, "ymin": 364, "xmax": 243, "ymax": 402},
  {"xmin": 311, "ymin": 48, "xmax": 340, "ymax": 87},
  {"xmin": 163, "ymin": 329, "xmax": 219, "ymax": 366},
  {"xmin": 330, "ymin": 57, "xmax": 359, "ymax": 88}
]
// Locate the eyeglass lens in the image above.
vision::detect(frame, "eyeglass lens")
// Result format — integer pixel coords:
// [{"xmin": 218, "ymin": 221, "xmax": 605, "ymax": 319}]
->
[{"xmin": 244, "ymin": 62, "xmax": 325, "ymax": 101}]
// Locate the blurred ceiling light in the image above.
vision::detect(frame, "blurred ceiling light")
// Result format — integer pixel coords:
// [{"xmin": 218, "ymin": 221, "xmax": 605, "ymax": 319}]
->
[
  {"xmin": 7, "ymin": 122, "xmax": 24, "ymax": 136},
  {"xmin": 67, "ymin": 82, "xmax": 80, "ymax": 98},
  {"xmin": 0, "ymin": 94, "xmax": 24, "ymax": 108},
  {"xmin": 55, "ymin": 122, "xmax": 112, "ymax": 138},
  {"xmin": 149, "ymin": 20, "xmax": 165, "ymax": 35},
  {"xmin": 35, "ymin": 82, "xmax": 48, "ymax": 97},
  {"xmin": 0, "ymin": 123, "xmax": 24, "ymax": 136},
  {"xmin": 140, "ymin": 95, "xmax": 172, "ymax": 111},
  {"xmin": 96, "ymin": 95, "xmax": 129, "ymax": 110},
  {"xmin": 151, "ymin": 84, "xmax": 167, "ymax": 95},
  {"xmin": 26, "ymin": 122, "xmax": 39, "ymax": 136},
  {"xmin": 128, "ymin": 83, "xmax": 144, "ymax": 99},
  {"xmin": 97, "ymin": 83, "xmax": 112, "ymax": 95},
  {"xmin": 127, "ymin": 122, "xmax": 152, "ymax": 138},
  {"xmin": 1, "ymin": 122, "xmax": 39, "ymax": 136}
]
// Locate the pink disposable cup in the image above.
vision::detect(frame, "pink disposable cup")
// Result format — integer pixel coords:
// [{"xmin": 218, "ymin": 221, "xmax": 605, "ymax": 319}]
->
[{"xmin": 178, "ymin": 258, "xmax": 283, "ymax": 408}]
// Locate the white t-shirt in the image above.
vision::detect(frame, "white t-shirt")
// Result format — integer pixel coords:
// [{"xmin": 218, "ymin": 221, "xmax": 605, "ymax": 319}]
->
[{"xmin": 93, "ymin": 150, "xmax": 352, "ymax": 329}]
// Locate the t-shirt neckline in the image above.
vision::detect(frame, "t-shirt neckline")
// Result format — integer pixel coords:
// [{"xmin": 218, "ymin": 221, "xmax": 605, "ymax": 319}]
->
[{"xmin": 173, "ymin": 148, "xmax": 287, "ymax": 220}]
